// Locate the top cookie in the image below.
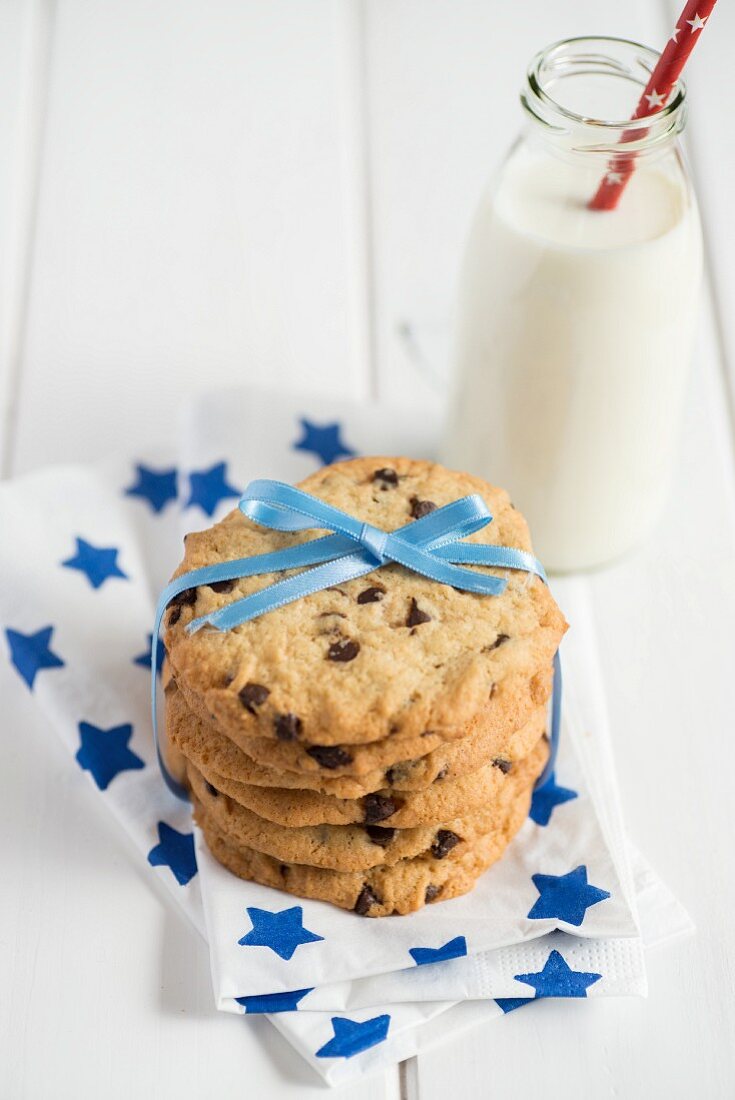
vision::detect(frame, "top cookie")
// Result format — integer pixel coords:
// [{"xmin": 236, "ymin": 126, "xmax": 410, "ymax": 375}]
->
[{"xmin": 165, "ymin": 457, "xmax": 566, "ymax": 746}]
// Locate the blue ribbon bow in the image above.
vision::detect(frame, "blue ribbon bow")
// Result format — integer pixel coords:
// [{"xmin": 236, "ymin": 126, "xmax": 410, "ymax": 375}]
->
[{"xmin": 152, "ymin": 479, "xmax": 561, "ymax": 801}]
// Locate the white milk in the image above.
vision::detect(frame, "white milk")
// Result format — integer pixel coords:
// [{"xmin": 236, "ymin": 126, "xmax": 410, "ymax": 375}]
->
[{"xmin": 443, "ymin": 146, "xmax": 702, "ymax": 571}]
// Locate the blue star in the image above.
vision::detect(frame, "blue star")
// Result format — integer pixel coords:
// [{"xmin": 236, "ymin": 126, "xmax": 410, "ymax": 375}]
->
[
  {"xmin": 528, "ymin": 866, "xmax": 610, "ymax": 927},
  {"xmin": 61, "ymin": 537, "xmax": 128, "ymax": 589},
  {"xmin": 495, "ymin": 998, "xmax": 532, "ymax": 1014},
  {"xmin": 529, "ymin": 772, "xmax": 578, "ymax": 826},
  {"xmin": 237, "ymin": 905, "xmax": 324, "ymax": 960},
  {"xmin": 147, "ymin": 822, "xmax": 197, "ymax": 885},
  {"xmin": 235, "ymin": 988, "xmax": 314, "ymax": 1014},
  {"xmin": 185, "ymin": 461, "xmax": 241, "ymax": 516},
  {"xmin": 514, "ymin": 949, "xmax": 602, "ymax": 999},
  {"xmin": 409, "ymin": 936, "xmax": 468, "ymax": 967},
  {"xmin": 125, "ymin": 463, "xmax": 178, "ymax": 513},
  {"xmin": 133, "ymin": 633, "xmax": 165, "ymax": 677},
  {"xmin": 316, "ymin": 1015, "xmax": 391, "ymax": 1059},
  {"xmin": 292, "ymin": 418, "xmax": 356, "ymax": 466},
  {"xmin": 75, "ymin": 721, "xmax": 145, "ymax": 790},
  {"xmin": 5, "ymin": 625, "xmax": 65, "ymax": 689}
]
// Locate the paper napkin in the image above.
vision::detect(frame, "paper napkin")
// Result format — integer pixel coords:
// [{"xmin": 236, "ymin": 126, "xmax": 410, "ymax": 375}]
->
[{"xmin": 0, "ymin": 389, "xmax": 693, "ymax": 1085}]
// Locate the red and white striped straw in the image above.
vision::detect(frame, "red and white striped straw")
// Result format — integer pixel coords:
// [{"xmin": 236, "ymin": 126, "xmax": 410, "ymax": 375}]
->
[{"xmin": 589, "ymin": 0, "xmax": 717, "ymax": 211}]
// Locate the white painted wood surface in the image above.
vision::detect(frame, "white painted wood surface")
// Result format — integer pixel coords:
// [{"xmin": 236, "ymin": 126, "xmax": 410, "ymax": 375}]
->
[
  {"xmin": 1, "ymin": 2, "xmax": 734, "ymax": 1098},
  {"xmin": 7, "ymin": 0, "xmax": 370, "ymax": 471}
]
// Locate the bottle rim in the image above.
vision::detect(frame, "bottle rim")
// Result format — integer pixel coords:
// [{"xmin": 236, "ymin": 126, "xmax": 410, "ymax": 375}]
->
[{"xmin": 521, "ymin": 36, "xmax": 686, "ymax": 153}]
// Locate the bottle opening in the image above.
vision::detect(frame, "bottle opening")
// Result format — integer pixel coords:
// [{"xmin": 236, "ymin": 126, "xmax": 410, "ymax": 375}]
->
[{"xmin": 522, "ymin": 36, "xmax": 686, "ymax": 154}]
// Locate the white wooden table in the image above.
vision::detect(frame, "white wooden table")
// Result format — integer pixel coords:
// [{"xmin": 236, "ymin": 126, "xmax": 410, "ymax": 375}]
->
[{"xmin": 1, "ymin": 2, "xmax": 734, "ymax": 1097}]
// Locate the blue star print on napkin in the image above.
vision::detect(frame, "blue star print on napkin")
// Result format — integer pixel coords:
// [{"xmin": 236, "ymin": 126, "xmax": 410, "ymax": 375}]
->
[
  {"xmin": 125, "ymin": 463, "xmax": 178, "ymax": 513},
  {"xmin": 529, "ymin": 772, "xmax": 578, "ymax": 826},
  {"xmin": 235, "ymin": 988, "xmax": 314, "ymax": 1014},
  {"xmin": 61, "ymin": 537, "xmax": 128, "ymax": 589},
  {"xmin": 133, "ymin": 633, "xmax": 165, "ymax": 676},
  {"xmin": 315, "ymin": 1015, "xmax": 391, "ymax": 1059},
  {"xmin": 75, "ymin": 721, "xmax": 145, "ymax": 790},
  {"xmin": 147, "ymin": 822, "xmax": 197, "ymax": 885},
  {"xmin": 514, "ymin": 949, "xmax": 602, "ymax": 998},
  {"xmin": 528, "ymin": 866, "xmax": 610, "ymax": 926},
  {"xmin": 495, "ymin": 998, "xmax": 532, "ymax": 1014},
  {"xmin": 185, "ymin": 461, "xmax": 241, "ymax": 516},
  {"xmin": 292, "ymin": 418, "xmax": 356, "ymax": 465},
  {"xmin": 409, "ymin": 936, "xmax": 468, "ymax": 967},
  {"xmin": 237, "ymin": 906, "xmax": 324, "ymax": 960},
  {"xmin": 5, "ymin": 625, "xmax": 65, "ymax": 689}
]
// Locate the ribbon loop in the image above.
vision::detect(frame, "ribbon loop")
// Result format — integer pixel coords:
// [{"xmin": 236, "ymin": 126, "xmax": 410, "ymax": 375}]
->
[
  {"xmin": 240, "ymin": 480, "xmax": 366, "ymax": 540},
  {"xmin": 152, "ymin": 477, "xmax": 561, "ymax": 803}
]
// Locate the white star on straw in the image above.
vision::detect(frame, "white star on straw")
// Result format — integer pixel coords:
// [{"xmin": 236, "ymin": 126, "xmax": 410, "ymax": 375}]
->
[
  {"xmin": 645, "ymin": 89, "xmax": 666, "ymax": 109},
  {"xmin": 671, "ymin": 26, "xmax": 680, "ymax": 43},
  {"xmin": 606, "ymin": 171, "xmax": 623, "ymax": 185},
  {"xmin": 687, "ymin": 13, "xmax": 707, "ymax": 32}
]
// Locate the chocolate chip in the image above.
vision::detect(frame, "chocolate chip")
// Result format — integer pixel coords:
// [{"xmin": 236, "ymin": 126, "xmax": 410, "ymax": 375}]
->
[
  {"xmin": 493, "ymin": 757, "xmax": 513, "ymax": 774},
  {"xmin": 357, "ymin": 585, "xmax": 386, "ymax": 604},
  {"xmin": 435, "ymin": 766, "xmax": 448, "ymax": 781},
  {"xmin": 167, "ymin": 586, "xmax": 197, "ymax": 624},
  {"xmin": 365, "ymin": 825, "xmax": 396, "ymax": 847},
  {"xmin": 279, "ymin": 864, "xmax": 289, "ymax": 878},
  {"xmin": 364, "ymin": 793, "xmax": 398, "ymax": 824},
  {"xmin": 170, "ymin": 587, "xmax": 197, "ymax": 607},
  {"xmin": 431, "ymin": 829, "xmax": 461, "ymax": 859},
  {"xmin": 274, "ymin": 713, "xmax": 302, "ymax": 741},
  {"xmin": 205, "ymin": 781, "xmax": 219, "ymax": 797},
  {"xmin": 406, "ymin": 598, "xmax": 431, "ymax": 627},
  {"xmin": 385, "ymin": 761, "xmax": 412, "ymax": 785},
  {"xmin": 485, "ymin": 633, "xmax": 510, "ymax": 652},
  {"xmin": 354, "ymin": 884, "xmax": 382, "ymax": 915},
  {"xmin": 410, "ymin": 496, "xmax": 437, "ymax": 519},
  {"xmin": 372, "ymin": 467, "xmax": 398, "ymax": 486},
  {"xmin": 424, "ymin": 884, "xmax": 442, "ymax": 903},
  {"xmin": 239, "ymin": 682, "xmax": 270, "ymax": 714},
  {"xmin": 209, "ymin": 578, "xmax": 236, "ymax": 593},
  {"xmin": 327, "ymin": 638, "xmax": 360, "ymax": 662},
  {"xmin": 306, "ymin": 745, "xmax": 353, "ymax": 769}
]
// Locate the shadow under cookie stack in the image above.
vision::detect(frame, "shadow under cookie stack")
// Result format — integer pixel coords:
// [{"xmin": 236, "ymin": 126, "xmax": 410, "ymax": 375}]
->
[{"xmin": 162, "ymin": 457, "xmax": 566, "ymax": 916}]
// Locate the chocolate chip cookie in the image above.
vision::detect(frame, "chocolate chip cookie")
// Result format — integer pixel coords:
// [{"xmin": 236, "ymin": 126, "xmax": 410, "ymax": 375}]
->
[
  {"xmin": 188, "ymin": 735, "xmax": 546, "ymax": 873},
  {"xmin": 167, "ymin": 674, "xmax": 548, "ymax": 798},
  {"xmin": 164, "ymin": 457, "xmax": 566, "ymax": 747},
  {"xmin": 194, "ymin": 767, "xmax": 536, "ymax": 916}
]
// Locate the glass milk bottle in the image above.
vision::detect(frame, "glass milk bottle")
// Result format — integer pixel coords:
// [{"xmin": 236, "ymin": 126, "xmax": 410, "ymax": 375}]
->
[{"xmin": 443, "ymin": 37, "xmax": 702, "ymax": 571}]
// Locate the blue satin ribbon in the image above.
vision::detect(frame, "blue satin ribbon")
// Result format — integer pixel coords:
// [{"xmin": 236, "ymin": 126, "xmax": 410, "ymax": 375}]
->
[{"xmin": 152, "ymin": 479, "xmax": 561, "ymax": 803}]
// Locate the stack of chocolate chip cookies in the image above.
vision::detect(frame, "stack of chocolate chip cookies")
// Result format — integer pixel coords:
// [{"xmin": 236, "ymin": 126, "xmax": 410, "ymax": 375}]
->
[{"xmin": 162, "ymin": 457, "xmax": 566, "ymax": 916}]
